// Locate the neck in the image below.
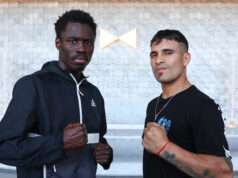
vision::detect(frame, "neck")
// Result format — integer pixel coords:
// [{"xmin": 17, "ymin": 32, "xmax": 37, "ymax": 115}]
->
[
  {"xmin": 161, "ymin": 78, "xmax": 191, "ymax": 99},
  {"xmin": 58, "ymin": 60, "xmax": 82, "ymax": 80},
  {"xmin": 71, "ymin": 72, "xmax": 82, "ymax": 80}
]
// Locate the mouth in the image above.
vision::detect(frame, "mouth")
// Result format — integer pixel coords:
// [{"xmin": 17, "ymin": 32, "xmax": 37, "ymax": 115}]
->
[
  {"xmin": 72, "ymin": 54, "xmax": 88, "ymax": 64},
  {"xmin": 156, "ymin": 67, "xmax": 167, "ymax": 73},
  {"xmin": 74, "ymin": 59, "xmax": 87, "ymax": 64}
]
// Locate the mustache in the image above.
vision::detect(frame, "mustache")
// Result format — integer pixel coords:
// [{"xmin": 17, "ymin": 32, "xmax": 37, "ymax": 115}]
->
[
  {"xmin": 72, "ymin": 53, "xmax": 88, "ymax": 61},
  {"xmin": 157, "ymin": 64, "xmax": 169, "ymax": 68}
]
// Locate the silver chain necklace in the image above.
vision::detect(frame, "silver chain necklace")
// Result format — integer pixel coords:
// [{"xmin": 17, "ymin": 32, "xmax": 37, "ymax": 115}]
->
[{"xmin": 154, "ymin": 95, "xmax": 175, "ymax": 121}]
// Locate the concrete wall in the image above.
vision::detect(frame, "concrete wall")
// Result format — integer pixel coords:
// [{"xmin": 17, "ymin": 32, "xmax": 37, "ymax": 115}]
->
[
  {"xmin": 0, "ymin": 2, "xmax": 238, "ymax": 132},
  {"xmin": 0, "ymin": 2, "xmax": 238, "ymax": 176}
]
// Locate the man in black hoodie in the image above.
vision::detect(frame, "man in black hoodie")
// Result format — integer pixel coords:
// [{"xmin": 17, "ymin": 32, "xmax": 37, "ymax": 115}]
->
[{"xmin": 0, "ymin": 9, "xmax": 113, "ymax": 178}]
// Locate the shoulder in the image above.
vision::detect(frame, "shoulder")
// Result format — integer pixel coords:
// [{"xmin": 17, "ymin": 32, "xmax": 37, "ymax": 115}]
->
[
  {"xmin": 14, "ymin": 74, "xmax": 36, "ymax": 89},
  {"xmin": 194, "ymin": 87, "xmax": 218, "ymax": 109},
  {"xmin": 15, "ymin": 68, "xmax": 51, "ymax": 85},
  {"xmin": 186, "ymin": 85, "xmax": 210, "ymax": 100},
  {"xmin": 186, "ymin": 86, "xmax": 217, "ymax": 109},
  {"xmin": 13, "ymin": 68, "xmax": 53, "ymax": 95},
  {"xmin": 146, "ymin": 97, "xmax": 159, "ymax": 113},
  {"xmin": 85, "ymin": 80, "xmax": 99, "ymax": 89},
  {"xmin": 180, "ymin": 86, "xmax": 223, "ymax": 124},
  {"xmin": 148, "ymin": 97, "xmax": 158, "ymax": 107},
  {"xmin": 85, "ymin": 81, "xmax": 101, "ymax": 92},
  {"xmin": 83, "ymin": 80, "xmax": 104, "ymax": 99},
  {"xmin": 11, "ymin": 74, "xmax": 39, "ymax": 100},
  {"xmin": 189, "ymin": 87, "xmax": 224, "ymax": 125}
]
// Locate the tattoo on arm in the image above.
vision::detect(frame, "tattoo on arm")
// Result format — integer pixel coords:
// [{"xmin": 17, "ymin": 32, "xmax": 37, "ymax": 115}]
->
[
  {"xmin": 163, "ymin": 151, "xmax": 175, "ymax": 159},
  {"xmin": 223, "ymin": 157, "xmax": 233, "ymax": 173},
  {"xmin": 162, "ymin": 151, "xmax": 215, "ymax": 178}
]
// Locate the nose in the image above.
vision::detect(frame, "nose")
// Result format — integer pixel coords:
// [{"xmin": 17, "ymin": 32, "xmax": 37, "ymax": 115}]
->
[
  {"xmin": 76, "ymin": 41, "xmax": 86, "ymax": 53},
  {"xmin": 155, "ymin": 55, "xmax": 164, "ymax": 65}
]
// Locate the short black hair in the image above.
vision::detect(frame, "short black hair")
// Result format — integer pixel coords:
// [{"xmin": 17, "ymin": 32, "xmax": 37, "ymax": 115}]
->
[
  {"xmin": 54, "ymin": 9, "xmax": 97, "ymax": 39},
  {"xmin": 151, "ymin": 29, "xmax": 189, "ymax": 53}
]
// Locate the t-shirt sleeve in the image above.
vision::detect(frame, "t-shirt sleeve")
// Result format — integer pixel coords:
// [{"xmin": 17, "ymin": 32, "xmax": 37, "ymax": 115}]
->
[{"xmin": 192, "ymin": 99, "xmax": 230, "ymax": 158}]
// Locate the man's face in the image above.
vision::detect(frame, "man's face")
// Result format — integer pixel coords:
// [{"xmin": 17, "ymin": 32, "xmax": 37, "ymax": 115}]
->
[
  {"xmin": 56, "ymin": 22, "xmax": 95, "ymax": 73},
  {"xmin": 150, "ymin": 39, "xmax": 189, "ymax": 84}
]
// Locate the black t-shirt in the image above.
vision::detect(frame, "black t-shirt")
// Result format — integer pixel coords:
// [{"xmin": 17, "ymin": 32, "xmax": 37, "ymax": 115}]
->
[{"xmin": 143, "ymin": 85, "xmax": 230, "ymax": 178}]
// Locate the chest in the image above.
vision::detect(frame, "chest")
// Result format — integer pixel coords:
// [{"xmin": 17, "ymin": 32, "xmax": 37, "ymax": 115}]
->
[
  {"xmin": 32, "ymin": 80, "xmax": 103, "ymax": 135},
  {"xmin": 147, "ymin": 101, "xmax": 195, "ymax": 151}
]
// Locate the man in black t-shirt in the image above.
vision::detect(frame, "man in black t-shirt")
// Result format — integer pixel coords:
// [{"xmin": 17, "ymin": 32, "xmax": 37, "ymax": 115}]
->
[{"xmin": 142, "ymin": 29, "xmax": 233, "ymax": 178}]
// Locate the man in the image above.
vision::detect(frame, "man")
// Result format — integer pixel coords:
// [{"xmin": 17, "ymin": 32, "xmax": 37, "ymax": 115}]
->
[
  {"xmin": 142, "ymin": 29, "xmax": 233, "ymax": 178},
  {"xmin": 0, "ymin": 9, "xmax": 113, "ymax": 178}
]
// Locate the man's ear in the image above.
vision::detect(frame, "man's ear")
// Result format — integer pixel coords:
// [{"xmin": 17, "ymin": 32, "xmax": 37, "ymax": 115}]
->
[
  {"xmin": 183, "ymin": 52, "xmax": 191, "ymax": 66},
  {"xmin": 55, "ymin": 37, "xmax": 61, "ymax": 50}
]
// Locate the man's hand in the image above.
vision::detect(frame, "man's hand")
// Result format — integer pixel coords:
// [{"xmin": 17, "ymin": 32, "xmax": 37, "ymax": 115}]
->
[
  {"xmin": 142, "ymin": 122, "xmax": 169, "ymax": 154},
  {"xmin": 93, "ymin": 143, "xmax": 112, "ymax": 166},
  {"xmin": 63, "ymin": 123, "xmax": 88, "ymax": 150}
]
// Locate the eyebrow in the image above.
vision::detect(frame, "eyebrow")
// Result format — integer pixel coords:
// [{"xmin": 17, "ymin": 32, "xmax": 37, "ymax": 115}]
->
[
  {"xmin": 67, "ymin": 36, "xmax": 95, "ymax": 40},
  {"xmin": 150, "ymin": 48, "xmax": 175, "ymax": 56},
  {"xmin": 162, "ymin": 48, "xmax": 175, "ymax": 52},
  {"xmin": 65, "ymin": 35, "xmax": 95, "ymax": 40}
]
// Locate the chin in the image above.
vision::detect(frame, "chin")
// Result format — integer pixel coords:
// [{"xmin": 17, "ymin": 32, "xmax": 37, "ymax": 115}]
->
[
  {"xmin": 157, "ymin": 77, "xmax": 172, "ymax": 84},
  {"xmin": 160, "ymin": 79, "xmax": 177, "ymax": 85},
  {"xmin": 70, "ymin": 66, "xmax": 85, "ymax": 73}
]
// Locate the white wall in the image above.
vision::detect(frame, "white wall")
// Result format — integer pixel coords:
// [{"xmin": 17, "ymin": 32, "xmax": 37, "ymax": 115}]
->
[{"xmin": 0, "ymin": 2, "xmax": 238, "ymax": 133}]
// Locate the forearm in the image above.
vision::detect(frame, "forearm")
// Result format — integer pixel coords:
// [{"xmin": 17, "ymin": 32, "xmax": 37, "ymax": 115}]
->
[
  {"xmin": 0, "ymin": 133, "xmax": 64, "ymax": 167},
  {"xmin": 160, "ymin": 142, "xmax": 233, "ymax": 178}
]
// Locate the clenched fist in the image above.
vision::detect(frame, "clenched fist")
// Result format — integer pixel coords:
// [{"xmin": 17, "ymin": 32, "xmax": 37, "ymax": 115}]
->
[
  {"xmin": 93, "ymin": 143, "xmax": 112, "ymax": 166},
  {"xmin": 63, "ymin": 123, "xmax": 88, "ymax": 150},
  {"xmin": 142, "ymin": 122, "xmax": 169, "ymax": 155}
]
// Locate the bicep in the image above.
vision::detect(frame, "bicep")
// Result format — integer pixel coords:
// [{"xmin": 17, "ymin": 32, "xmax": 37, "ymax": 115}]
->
[{"xmin": 192, "ymin": 100, "xmax": 229, "ymax": 157}]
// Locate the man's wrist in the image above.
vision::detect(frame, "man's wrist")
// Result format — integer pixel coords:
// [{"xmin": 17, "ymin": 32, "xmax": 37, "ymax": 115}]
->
[{"xmin": 156, "ymin": 140, "xmax": 170, "ymax": 156}]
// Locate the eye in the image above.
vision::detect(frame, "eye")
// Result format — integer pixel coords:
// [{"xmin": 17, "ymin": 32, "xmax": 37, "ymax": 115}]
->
[
  {"xmin": 85, "ymin": 40, "xmax": 94, "ymax": 46},
  {"xmin": 67, "ymin": 39, "xmax": 77, "ymax": 45},
  {"xmin": 150, "ymin": 53, "xmax": 157, "ymax": 58},
  {"xmin": 165, "ymin": 51, "xmax": 173, "ymax": 55}
]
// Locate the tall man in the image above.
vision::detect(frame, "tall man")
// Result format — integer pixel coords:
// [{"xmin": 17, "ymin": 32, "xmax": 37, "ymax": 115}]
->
[
  {"xmin": 0, "ymin": 10, "xmax": 113, "ymax": 178},
  {"xmin": 142, "ymin": 29, "xmax": 233, "ymax": 178}
]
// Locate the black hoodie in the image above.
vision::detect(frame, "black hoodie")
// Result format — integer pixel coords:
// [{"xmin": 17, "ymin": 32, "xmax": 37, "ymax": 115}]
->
[{"xmin": 0, "ymin": 61, "xmax": 112, "ymax": 178}]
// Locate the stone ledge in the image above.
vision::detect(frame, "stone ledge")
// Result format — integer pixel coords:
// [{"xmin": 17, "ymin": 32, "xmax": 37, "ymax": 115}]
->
[
  {"xmin": 0, "ymin": 0, "xmax": 238, "ymax": 2},
  {"xmin": 0, "ymin": 134, "xmax": 238, "ymax": 176},
  {"xmin": 97, "ymin": 162, "xmax": 142, "ymax": 176}
]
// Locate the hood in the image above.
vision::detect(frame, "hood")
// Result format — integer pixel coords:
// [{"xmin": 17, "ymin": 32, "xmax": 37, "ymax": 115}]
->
[
  {"xmin": 41, "ymin": 61, "xmax": 72, "ymax": 81},
  {"xmin": 40, "ymin": 61, "xmax": 87, "ymax": 83}
]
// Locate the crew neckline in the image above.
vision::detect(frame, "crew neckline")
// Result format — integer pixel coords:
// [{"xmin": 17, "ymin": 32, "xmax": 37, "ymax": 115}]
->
[{"xmin": 159, "ymin": 85, "xmax": 195, "ymax": 102}]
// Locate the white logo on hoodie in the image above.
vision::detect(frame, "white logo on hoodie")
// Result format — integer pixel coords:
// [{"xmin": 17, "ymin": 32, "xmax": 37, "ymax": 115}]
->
[{"xmin": 91, "ymin": 99, "xmax": 96, "ymax": 107}]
